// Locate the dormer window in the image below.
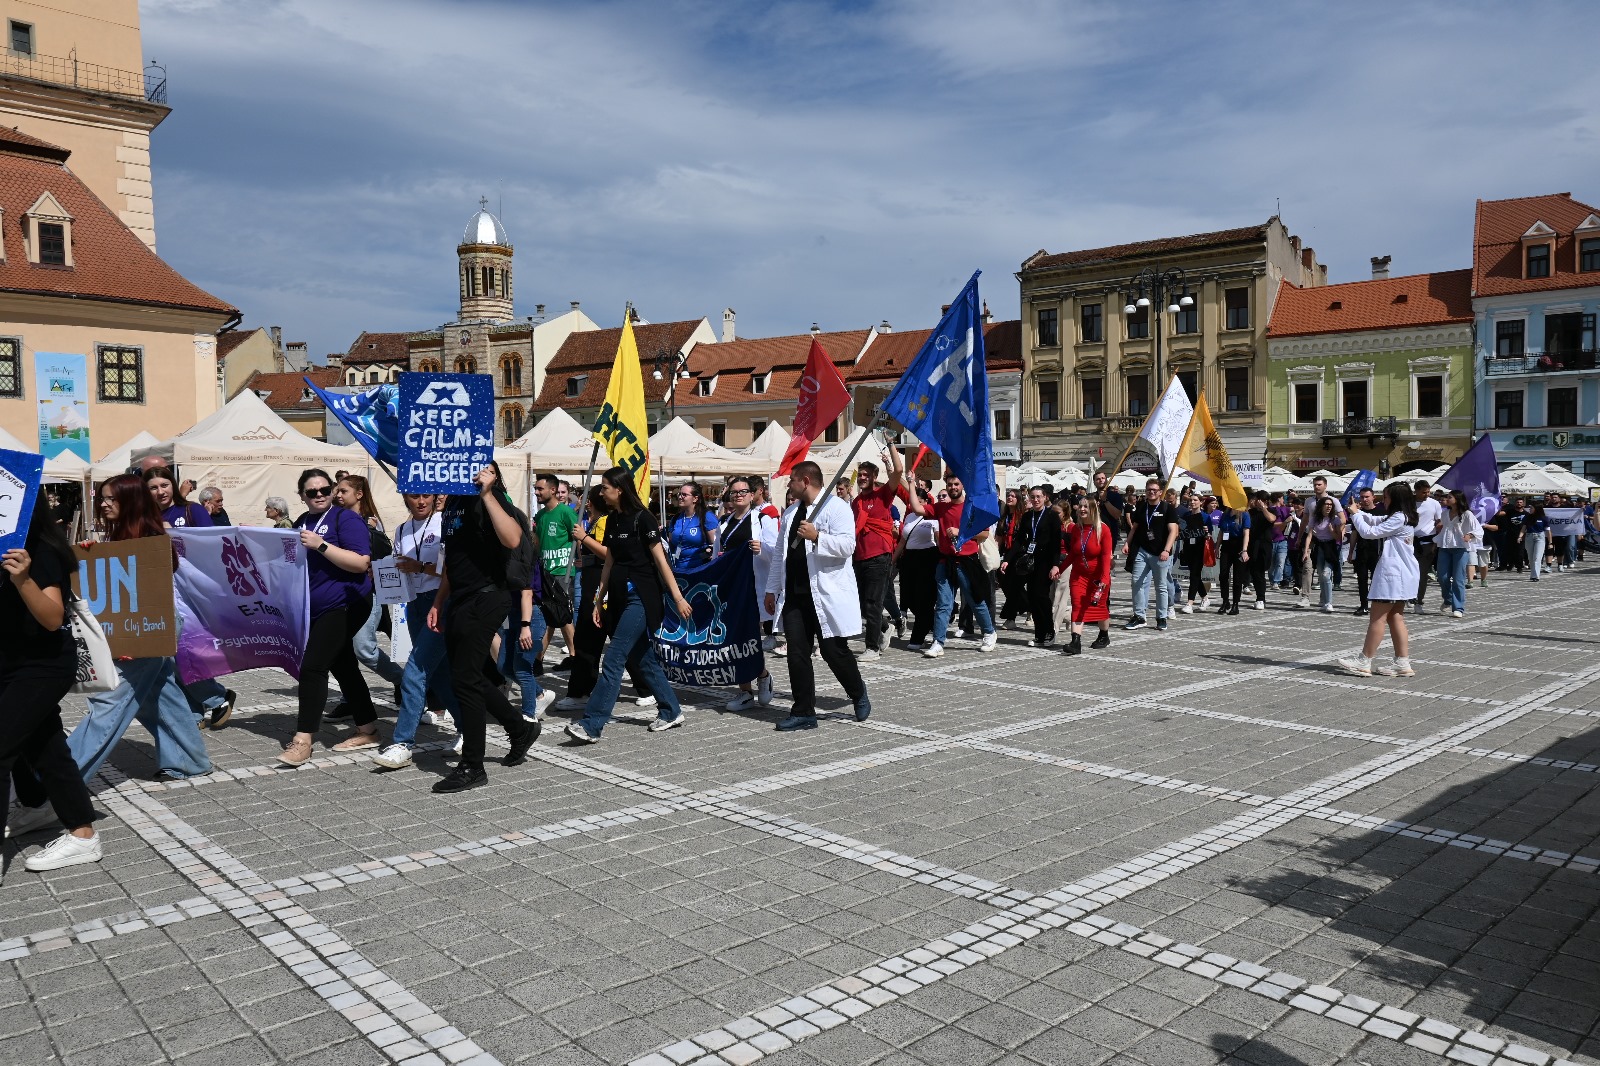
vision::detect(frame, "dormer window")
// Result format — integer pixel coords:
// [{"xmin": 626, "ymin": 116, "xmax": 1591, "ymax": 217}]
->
[
  {"xmin": 696, "ymin": 375, "xmax": 716, "ymax": 396},
  {"xmin": 566, "ymin": 375, "xmax": 586, "ymax": 398},
  {"xmin": 1578, "ymin": 215, "xmax": 1600, "ymax": 272},
  {"xmin": 1527, "ymin": 243, "xmax": 1550, "ymax": 278},
  {"xmin": 1521, "ymin": 220, "xmax": 1555, "ymax": 279},
  {"xmin": 751, "ymin": 373, "xmax": 769, "ymax": 395},
  {"xmin": 23, "ymin": 192, "xmax": 73, "ymax": 267}
]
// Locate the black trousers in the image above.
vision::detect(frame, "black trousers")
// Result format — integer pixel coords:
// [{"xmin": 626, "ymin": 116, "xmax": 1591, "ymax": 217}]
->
[
  {"xmin": 855, "ymin": 555, "xmax": 893, "ymax": 651},
  {"xmin": 566, "ymin": 567, "xmax": 645, "ymax": 700},
  {"xmin": 1244, "ymin": 551, "xmax": 1268, "ymax": 603},
  {"xmin": 1187, "ymin": 559, "xmax": 1207, "ymax": 601},
  {"xmin": 883, "ymin": 570, "xmax": 902, "ymax": 626},
  {"xmin": 297, "ymin": 602, "xmax": 375, "ymax": 734},
  {"xmin": 900, "ymin": 548, "xmax": 940, "ymax": 643},
  {"xmin": 782, "ymin": 592, "xmax": 866, "ymax": 717},
  {"xmin": 1026, "ymin": 570, "xmax": 1054, "ymax": 638},
  {"xmin": 1, "ymin": 656, "xmax": 95, "ymax": 835},
  {"xmin": 447, "ymin": 588, "xmax": 530, "ymax": 764},
  {"xmin": 999, "ymin": 562, "xmax": 1028, "ymax": 621},
  {"xmin": 1414, "ymin": 540, "xmax": 1438, "ymax": 602},
  {"xmin": 1218, "ymin": 546, "xmax": 1244, "ymax": 605},
  {"xmin": 1354, "ymin": 546, "xmax": 1381, "ymax": 607}
]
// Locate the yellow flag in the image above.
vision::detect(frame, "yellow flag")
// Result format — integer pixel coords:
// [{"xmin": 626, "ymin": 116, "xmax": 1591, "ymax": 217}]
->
[
  {"xmin": 591, "ymin": 311, "xmax": 651, "ymax": 499},
  {"xmin": 1176, "ymin": 388, "xmax": 1249, "ymax": 510}
]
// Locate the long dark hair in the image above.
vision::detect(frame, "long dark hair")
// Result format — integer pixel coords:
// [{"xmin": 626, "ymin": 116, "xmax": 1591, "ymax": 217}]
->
[
  {"xmin": 1312, "ymin": 496, "xmax": 1338, "ymax": 523},
  {"xmin": 337, "ymin": 474, "xmax": 379, "ymax": 521},
  {"xmin": 25, "ymin": 497, "xmax": 75, "ymax": 575},
  {"xmin": 143, "ymin": 464, "xmax": 188, "ymax": 505},
  {"xmin": 101, "ymin": 473, "xmax": 166, "ymax": 541},
  {"xmin": 1445, "ymin": 489, "xmax": 1469, "ymax": 517},
  {"xmin": 601, "ymin": 466, "xmax": 647, "ymax": 516},
  {"xmin": 678, "ymin": 480, "xmax": 708, "ymax": 522},
  {"xmin": 1384, "ymin": 482, "xmax": 1419, "ymax": 527}
]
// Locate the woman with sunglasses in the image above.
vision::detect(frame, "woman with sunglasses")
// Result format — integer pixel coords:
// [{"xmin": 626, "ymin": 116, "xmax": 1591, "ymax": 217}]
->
[
  {"xmin": 281, "ymin": 469, "xmax": 379, "ymax": 766},
  {"xmin": 666, "ymin": 481, "xmax": 719, "ymax": 575}
]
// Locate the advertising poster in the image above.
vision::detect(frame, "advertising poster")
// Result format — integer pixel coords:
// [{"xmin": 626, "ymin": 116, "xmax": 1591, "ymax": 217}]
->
[
  {"xmin": 34, "ymin": 352, "xmax": 91, "ymax": 462},
  {"xmin": 398, "ymin": 372, "xmax": 495, "ymax": 495},
  {"xmin": 72, "ymin": 536, "xmax": 178, "ymax": 657},
  {"xmin": 0, "ymin": 445, "xmax": 45, "ymax": 552}
]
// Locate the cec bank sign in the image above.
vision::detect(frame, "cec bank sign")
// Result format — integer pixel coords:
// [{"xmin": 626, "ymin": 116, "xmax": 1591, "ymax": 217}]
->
[{"xmin": 1508, "ymin": 430, "xmax": 1600, "ymax": 450}]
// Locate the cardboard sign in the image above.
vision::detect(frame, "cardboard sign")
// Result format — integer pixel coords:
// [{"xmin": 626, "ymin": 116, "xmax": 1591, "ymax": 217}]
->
[
  {"xmin": 0, "ymin": 446, "xmax": 44, "ymax": 553},
  {"xmin": 371, "ymin": 555, "xmax": 411, "ymax": 605},
  {"xmin": 398, "ymin": 372, "xmax": 496, "ymax": 495},
  {"xmin": 72, "ymin": 536, "xmax": 177, "ymax": 658}
]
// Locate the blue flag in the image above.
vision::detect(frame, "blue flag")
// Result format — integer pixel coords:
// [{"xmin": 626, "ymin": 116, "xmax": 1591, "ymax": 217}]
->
[
  {"xmin": 1437, "ymin": 434, "xmax": 1501, "ymax": 525},
  {"xmin": 306, "ymin": 378, "xmax": 399, "ymax": 467},
  {"xmin": 882, "ymin": 272, "xmax": 999, "ymax": 546},
  {"xmin": 1340, "ymin": 469, "xmax": 1376, "ymax": 507}
]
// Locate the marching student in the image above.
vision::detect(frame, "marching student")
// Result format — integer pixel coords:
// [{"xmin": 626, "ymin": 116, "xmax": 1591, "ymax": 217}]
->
[
  {"xmin": 850, "ymin": 447, "xmax": 907, "ymax": 662},
  {"xmin": 907, "ymin": 472, "xmax": 997, "ymax": 656},
  {"xmin": 1338, "ymin": 482, "xmax": 1421, "ymax": 678},
  {"xmin": 719, "ymin": 476, "xmax": 777, "ymax": 712},
  {"xmin": 1055, "ymin": 496, "xmax": 1112, "ymax": 655},
  {"xmin": 765, "ymin": 461, "xmax": 871, "ymax": 730}
]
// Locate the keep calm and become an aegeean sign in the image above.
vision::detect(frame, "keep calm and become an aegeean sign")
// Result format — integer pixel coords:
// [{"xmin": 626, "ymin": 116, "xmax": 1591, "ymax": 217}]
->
[{"xmin": 398, "ymin": 372, "xmax": 496, "ymax": 495}]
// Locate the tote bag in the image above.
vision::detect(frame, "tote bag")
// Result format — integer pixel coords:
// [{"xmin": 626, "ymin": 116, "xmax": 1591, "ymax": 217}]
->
[{"xmin": 68, "ymin": 596, "xmax": 118, "ymax": 694}]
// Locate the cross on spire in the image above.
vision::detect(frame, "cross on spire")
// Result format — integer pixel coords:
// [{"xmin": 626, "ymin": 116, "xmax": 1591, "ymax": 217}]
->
[{"xmin": 479, "ymin": 195, "xmax": 489, "ymax": 211}]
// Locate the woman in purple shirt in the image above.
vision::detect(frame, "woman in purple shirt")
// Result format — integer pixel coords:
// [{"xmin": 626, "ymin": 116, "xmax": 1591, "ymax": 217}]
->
[
  {"xmin": 143, "ymin": 466, "xmax": 211, "ymax": 529},
  {"xmin": 280, "ymin": 469, "xmax": 377, "ymax": 766}
]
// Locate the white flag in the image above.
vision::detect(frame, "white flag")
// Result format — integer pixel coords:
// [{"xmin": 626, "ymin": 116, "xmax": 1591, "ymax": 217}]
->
[{"xmin": 1132, "ymin": 380, "xmax": 1195, "ymax": 481}]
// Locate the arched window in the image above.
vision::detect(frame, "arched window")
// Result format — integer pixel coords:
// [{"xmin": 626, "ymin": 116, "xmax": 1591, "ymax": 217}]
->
[
  {"xmin": 502, "ymin": 404, "xmax": 524, "ymax": 442},
  {"xmin": 501, "ymin": 354, "xmax": 523, "ymax": 391},
  {"xmin": 417, "ymin": 358, "xmax": 441, "ymax": 373},
  {"xmin": 454, "ymin": 356, "xmax": 476, "ymax": 374}
]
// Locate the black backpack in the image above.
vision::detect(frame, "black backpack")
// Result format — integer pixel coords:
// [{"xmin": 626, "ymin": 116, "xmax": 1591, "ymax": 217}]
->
[{"xmin": 504, "ymin": 529, "xmax": 541, "ymax": 598}]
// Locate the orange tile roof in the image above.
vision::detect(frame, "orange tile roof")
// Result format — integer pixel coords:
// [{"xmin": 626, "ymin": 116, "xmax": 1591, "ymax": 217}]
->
[
  {"xmin": 1024, "ymin": 224, "xmax": 1267, "ymax": 273},
  {"xmin": 1472, "ymin": 192, "xmax": 1600, "ymax": 298},
  {"xmin": 0, "ymin": 129, "xmax": 236, "ymax": 316},
  {"xmin": 215, "ymin": 327, "xmax": 262, "ymax": 359},
  {"xmin": 851, "ymin": 319, "xmax": 1022, "ymax": 383},
  {"xmin": 674, "ymin": 330, "xmax": 868, "ymax": 408},
  {"xmin": 239, "ymin": 368, "xmax": 342, "ymax": 413},
  {"xmin": 343, "ymin": 331, "xmax": 412, "ymax": 366},
  {"xmin": 1266, "ymin": 270, "xmax": 1473, "ymax": 339},
  {"xmin": 533, "ymin": 319, "xmax": 707, "ymax": 410}
]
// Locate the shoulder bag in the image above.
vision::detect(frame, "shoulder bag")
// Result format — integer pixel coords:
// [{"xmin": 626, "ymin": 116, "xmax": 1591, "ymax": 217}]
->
[{"xmin": 68, "ymin": 595, "xmax": 118, "ymax": 694}]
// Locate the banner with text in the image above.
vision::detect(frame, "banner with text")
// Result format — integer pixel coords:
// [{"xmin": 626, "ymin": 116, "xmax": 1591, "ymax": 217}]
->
[
  {"xmin": 1548, "ymin": 507, "xmax": 1585, "ymax": 538},
  {"xmin": 72, "ymin": 536, "xmax": 177, "ymax": 657},
  {"xmin": 34, "ymin": 352, "xmax": 91, "ymax": 462},
  {"xmin": 398, "ymin": 372, "xmax": 496, "ymax": 495},
  {"xmin": 170, "ymin": 527, "xmax": 310, "ymax": 682},
  {"xmin": 652, "ymin": 547, "xmax": 764, "ymax": 687},
  {"xmin": 0, "ymin": 445, "xmax": 44, "ymax": 553}
]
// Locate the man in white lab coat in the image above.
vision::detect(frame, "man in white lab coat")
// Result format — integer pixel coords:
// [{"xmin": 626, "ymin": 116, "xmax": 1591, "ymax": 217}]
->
[{"xmin": 764, "ymin": 460, "xmax": 872, "ymax": 730}]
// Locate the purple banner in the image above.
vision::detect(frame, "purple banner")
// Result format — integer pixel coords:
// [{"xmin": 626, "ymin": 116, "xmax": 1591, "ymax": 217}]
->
[{"xmin": 169, "ymin": 527, "xmax": 309, "ymax": 682}]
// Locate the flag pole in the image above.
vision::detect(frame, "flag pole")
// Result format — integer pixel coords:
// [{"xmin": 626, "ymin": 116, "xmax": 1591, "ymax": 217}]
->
[
  {"xmin": 799, "ymin": 408, "xmax": 888, "ymax": 536},
  {"xmin": 579, "ymin": 440, "xmax": 601, "ymax": 524}
]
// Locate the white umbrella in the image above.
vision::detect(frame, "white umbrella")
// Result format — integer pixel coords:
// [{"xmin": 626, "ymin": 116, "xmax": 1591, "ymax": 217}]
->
[
  {"xmin": 1543, "ymin": 463, "xmax": 1599, "ymax": 493},
  {"xmin": 1499, "ymin": 465, "xmax": 1567, "ymax": 495}
]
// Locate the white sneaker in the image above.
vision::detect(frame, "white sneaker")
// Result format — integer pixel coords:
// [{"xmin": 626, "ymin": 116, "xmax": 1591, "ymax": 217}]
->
[
  {"xmin": 1336, "ymin": 656, "xmax": 1373, "ymax": 677},
  {"xmin": 856, "ymin": 649, "xmax": 881, "ymax": 662},
  {"xmin": 1320, "ymin": 605, "xmax": 1334, "ymax": 614},
  {"xmin": 5, "ymin": 803, "xmax": 59, "ymax": 839},
  {"xmin": 24, "ymin": 832, "xmax": 103, "ymax": 872},
  {"xmin": 1296, "ymin": 598, "xmax": 1309, "ymax": 609},
  {"xmin": 372, "ymin": 743, "xmax": 415, "ymax": 769},
  {"xmin": 635, "ymin": 694, "xmax": 658, "ymax": 708},
  {"xmin": 421, "ymin": 710, "xmax": 447, "ymax": 727},
  {"xmin": 757, "ymin": 673, "xmax": 774, "ymax": 706},
  {"xmin": 647, "ymin": 714, "xmax": 686, "ymax": 732},
  {"xmin": 1253, "ymin": 601, "xmax": 1265, "ymax": 611},
  {"xmin": 534, "ymin": 689, "xmax": 556, "ymax": 721},
  {"xmin": 1180, "ymin": 603, "xmax": 1193, "ymax": 614},
  {"xmin": 1375, "ymin": 658, "xmax": 1417, "ymax": 677},
  {"xmin": 923, "ymin": 643, "xmax": 945, "ymax": 658},
  {"xmin": 554, "ymin": 695, "xmax": 586, "ymax": 711},
  {"xmin": 1200, "ymin": 596, "xmax": 1211, "ymax": 610},
  {"xmin": 725, "ymin": 691, "xmax": 757, "ymax": 711},
  {"xmin": 979, "ymin": 632, "xmax": 998, "ymax": 652},
  {"xmin": 761, "ymin": 635, "xmax": 778, "ymax": 652},
  {"xmin": 1451, "ymin": 609, "xmax": 1464, "ymax": 619}
]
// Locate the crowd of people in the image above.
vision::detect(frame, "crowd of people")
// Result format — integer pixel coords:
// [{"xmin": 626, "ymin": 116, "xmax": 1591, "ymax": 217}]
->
[{"xmin": 2, "ymin": 448, "xmax": 1595, "ymax": 876}]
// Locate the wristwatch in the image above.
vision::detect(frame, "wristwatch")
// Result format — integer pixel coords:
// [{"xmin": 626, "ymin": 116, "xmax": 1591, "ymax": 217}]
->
[{"xmin": 315, "ymin": 542, "xmax": 329, "ymax": 555}]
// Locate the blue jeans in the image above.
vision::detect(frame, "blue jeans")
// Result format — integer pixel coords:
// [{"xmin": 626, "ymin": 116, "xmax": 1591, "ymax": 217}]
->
[
  {"xmin": 931, "ymin": 558, "xmax": 994, "ymax": 644},
  {"xmin": 499, "ymin": 606, "xmax": 547, "ymax": 718},
  {"xmin": 1129, "ymin": 548, "xmax": 1171, "ymax": 621},
  {"xmin": 1310, "ymin": 541, "xmax": 1337, "ymax": 608},
  {"xmin": 579, "ymin": 592, "xmax": 681, "ymax": 736},
  {"xmin": 69, "ymin": 657, "xmax": 212, "ymax": 781},
  {"xmin": 354, "ymin": 597, "xmax": 405, "ymax": 685},
  {"xmin": 1270, "ymin": 541, "xmax": 1289, "ymax": 586},
  {"xmin": 1526, "ymin": 532, "xmax": 1546, "ymax": 578},
  {"xmin": 393, "ymin": 589, "xmax": 458, "ymax": 747},
  {"xmin": 181, "ymin": 676, "xmax": 228, "ymax": 716},
  {"xmin": 1436, "ymin": 547, "xmax": 1469, "ymax": 613}
]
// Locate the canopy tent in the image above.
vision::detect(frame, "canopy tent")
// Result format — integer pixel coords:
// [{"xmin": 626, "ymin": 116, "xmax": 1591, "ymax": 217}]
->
[
  {"xmin": 43, "ymin": 450, "xmax": 91, "ymax": 482},
  {"xmin": 739, "ymin": 421, "xmax": 793, "ymax": 467},
  {"xmin": 1260, "ymin": 466, "xmax": 1310, "ymax": 493},
  {"xmin": 648, "ymin": 417, "xmax": 754, "ymax": 480},
  {"xmin": 1542, "ymin": 463, "xmax": 1599, "ymax": 495},
  {"xmin": 92, "ymin": 429, "xmax": 164, "ymax": 480},
  {"xmin": 0, "ymin": 424, "xmax": 32, "ymax": 453},
  {"xmin": 499, "ymin": 407, "xmax": 597, "ymax": 473},
  {"xmin": 1497, "ymin": 461, "xmax": 1568, "ymax": 496}
]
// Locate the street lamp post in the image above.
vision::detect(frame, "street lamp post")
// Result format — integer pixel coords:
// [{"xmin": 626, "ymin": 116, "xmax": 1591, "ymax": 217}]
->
[
  {"xmin": 1122, "ymin": 267, "xmax": 1194, "ymax": 396},
  {"xmin": 651, "ymin": 346, "xmax": 691, "ymax": 522}
]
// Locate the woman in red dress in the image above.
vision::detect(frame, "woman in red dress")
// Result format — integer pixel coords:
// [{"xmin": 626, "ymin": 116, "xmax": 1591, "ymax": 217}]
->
[{"xmin": 1054, "ymin": 497, "xmax": 1113, "ymax": 655}]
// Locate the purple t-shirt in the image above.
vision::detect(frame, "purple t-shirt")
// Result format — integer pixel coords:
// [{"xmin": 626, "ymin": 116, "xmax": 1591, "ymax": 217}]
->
[
  {"xmin": 164, "ymin": 502, "xmax": 212, "ymax": 528},
  {"xmin": 295, "ymin": 505, "xmax": 373, "ymax": 617},
  {"xmin": 1270, "ymin": 505, "xmax": 1290, "ymax": 543}
]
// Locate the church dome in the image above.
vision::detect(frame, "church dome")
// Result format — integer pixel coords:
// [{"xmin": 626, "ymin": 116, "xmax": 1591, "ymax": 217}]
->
[{"xmin": 461, "ymin": 204, "xmax": 510, "ymax": 247}]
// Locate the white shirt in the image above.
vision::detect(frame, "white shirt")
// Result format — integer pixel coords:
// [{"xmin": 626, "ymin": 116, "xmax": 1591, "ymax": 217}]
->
[
  {"xmin": 902, "ymin": 512, "xmax": 938, "ymax": 551},
  {"xmin": 1415, "ymin": 497, "xmax": 1443, "ymax": 539},
  {"xmin": 394, "ymin": 513, "xmax": 444, "ymax": 594},
  {"xmin": 1437, "ymin": 510, "xmax": 1482, "ymax": 551},
  {"xmin": 765, "ymin": 496, "xmax": 861, "ymax": 640}
]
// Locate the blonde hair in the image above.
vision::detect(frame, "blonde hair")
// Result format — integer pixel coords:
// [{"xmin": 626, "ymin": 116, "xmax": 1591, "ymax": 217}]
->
[{"xmin": 1074, "ymin": 495, "xmax": 1101, "ymax": 530}]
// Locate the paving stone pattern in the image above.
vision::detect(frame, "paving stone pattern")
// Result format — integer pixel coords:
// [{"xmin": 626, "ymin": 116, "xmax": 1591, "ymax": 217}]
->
[{"xmin": 3, "ymin": 568, "xmax": 1599, "ymax": 1065}]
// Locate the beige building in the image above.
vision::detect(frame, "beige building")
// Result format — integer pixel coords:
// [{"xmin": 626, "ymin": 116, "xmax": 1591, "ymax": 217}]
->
[
  {"xmin": 1018, "ymin": 218, "xmax": 1326, "ymax": 467},
  {"xmin": 0, "ymin": 125, "xmax": 237, "ymax": 451},
  {"xmin": 0, "ymin": 0, "xmax": 166, "ymax": 250}
]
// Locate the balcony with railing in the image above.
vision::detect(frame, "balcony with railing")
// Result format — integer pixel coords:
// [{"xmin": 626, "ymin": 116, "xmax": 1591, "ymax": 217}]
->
[
  {"xmin": 1484, "ymin": 349, "xmax": 1600, "ymax": 376},
  {"xmin": 1320, "ymin": 416, "xmax": 1399, "ymax": 442},
  {"xmin": 0, "ymin": 50, "xmax": 166, "ymax": 104}
]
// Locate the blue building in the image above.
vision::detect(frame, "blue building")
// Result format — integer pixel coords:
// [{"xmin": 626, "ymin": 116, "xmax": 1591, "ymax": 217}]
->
[{"xmin": 1473, "ymin": 192, "xmax": 1600, "ymax": 477}]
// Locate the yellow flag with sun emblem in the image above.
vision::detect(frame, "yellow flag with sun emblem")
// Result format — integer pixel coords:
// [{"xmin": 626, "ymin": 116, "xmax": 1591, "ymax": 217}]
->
[
  {"xmin": 1176, "ymin": 388, "xmax": 1249, "ymax": 510},
  {"xmin": 591, "ymin": 311, "xmax": 651, "ymax": 500}
]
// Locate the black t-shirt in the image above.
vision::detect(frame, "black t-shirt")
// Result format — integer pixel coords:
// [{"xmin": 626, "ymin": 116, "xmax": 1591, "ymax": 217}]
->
[
  {"xmin": 1, "ymin": 542, "xmax": 73, "ymax": 666},
  {"xmin": 442, "ymin": 493, "xmax": 529, "ymax": 597},
  {"xmin": 1130, "ymin": 501, "xmax": 1177, "ymax": 554},
  {"xmin": 1099, "ymin": 488, "xmax": 1125, "ymax": 540},
  {"xmin": 601, "ymin": 508, "xmax": 665, "ymax": 634}
]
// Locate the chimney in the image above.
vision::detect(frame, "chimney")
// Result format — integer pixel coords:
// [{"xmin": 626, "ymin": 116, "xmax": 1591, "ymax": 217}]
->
[
  {"xmin": 940, "ymin": 304, "xmax": 951, "ymax": 315},
  {"xmin": 878, "ymin": 320, "xmax": 892, "ymax": 334},
  {"xmin": 1370, "ymin": 255, "xmax": 1391, "ymax": 280},
  {"xmin": 534, "ymin": 303, "xmax": 546, "ymax": 321},
  {"xmin": 722, "ymin": 308, "xmax": 736, "ymax": 343},
  {"xmin": 286, "ymin": 342, "xmax": 309, "ymax": 371},
  {"xmin": 810, "ymin": 322, "xmax": 820, "ymax": 335},
  {"xmin": 570, "ymin": 301, "xmax": 581, "ymax": 314},
  {"xmin": 981, "ymin": 300, "xmax": 993, "ymax": 323},
  {"xmin": 269, "ymin": 326, "xmax": 285, "ymax": 371}
]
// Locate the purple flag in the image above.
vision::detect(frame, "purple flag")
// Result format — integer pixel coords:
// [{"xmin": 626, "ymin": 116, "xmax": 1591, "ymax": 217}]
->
[
  {"xmin": 169, "ymin": 527, "xmax": 310, "ymax": 682},
  {"xmin": 1437, "ymin": 436, "xmax": 1500, "ymax": 524}
]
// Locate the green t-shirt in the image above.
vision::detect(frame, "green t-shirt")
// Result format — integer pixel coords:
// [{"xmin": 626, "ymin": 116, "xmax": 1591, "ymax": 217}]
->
[{"xmin": 535, "ymin": 505, "xmax": 579, "ymax": 576}]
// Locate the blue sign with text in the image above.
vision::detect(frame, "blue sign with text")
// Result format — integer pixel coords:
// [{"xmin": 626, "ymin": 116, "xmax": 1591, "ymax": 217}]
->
[
  {"xmin": 0, "ymin": 446, "xmax": 45, "ymax": 553},
  {"xmin": 398, "ymin": 372, "xmax": 497, "ymax": 495}
]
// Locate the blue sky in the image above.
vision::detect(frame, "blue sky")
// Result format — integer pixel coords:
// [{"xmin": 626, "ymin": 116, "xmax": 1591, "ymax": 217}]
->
[{"xmin": 144, "ymin": 0, "xmax": 1600, "ymax": 358}]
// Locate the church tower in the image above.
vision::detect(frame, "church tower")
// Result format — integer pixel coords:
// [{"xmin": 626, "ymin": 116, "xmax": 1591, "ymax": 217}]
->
[{"xmin": 458, "ymin": 198, "xmax": 513, "ymax": 322}]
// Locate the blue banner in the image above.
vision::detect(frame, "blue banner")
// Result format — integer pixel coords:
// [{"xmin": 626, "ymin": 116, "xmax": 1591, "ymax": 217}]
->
[
  {"xmin": 881, "ymin": 272, "xmax": 999, "ymax": 546},
  {"xmin": 398, "ymin": 372, "xmax": 496, "ymax": 495},
  {"xmin": 0, "ymin": 446, "xmax": 45, "ymax": 553},
  {"xmin": 653, "ymin": 548, "xmax": 764, "ymax": 687},
  {"xmin": 34, "ymin": 352, "xmax": 90, "ymax": 462},
  {"xmin": 307, "ymin": 379, "xmax": 399, "ymax": 466},
  {"xmin": 1341, "ymin": 469, "xmax": 1376, "ymax": 507}
]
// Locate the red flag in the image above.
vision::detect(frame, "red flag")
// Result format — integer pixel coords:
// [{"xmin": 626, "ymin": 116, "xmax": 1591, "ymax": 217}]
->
[{"xmin": 776, "ymin": 337, "xmax": 850, "ymax": 475}]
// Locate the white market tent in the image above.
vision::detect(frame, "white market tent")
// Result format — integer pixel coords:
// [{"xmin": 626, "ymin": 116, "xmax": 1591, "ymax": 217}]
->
[
  {"xmin": 92, "ymin": 429, "xmax": 164, "ymax": 480},
  {"xmin": 648, "ymin": 417, "xmax": 753, "ymax": 480},
  {"xmin": 499, "ymin": 407, "xmax": 596, "ymax": 472},
  {"xmin": 1498, "ymin": 460, "xmax": 1568, "ymax": 496},
  {"xmin": 0, "ymin": 424, "xmax": 32, "ymax": 453},
  {"xmin": 739, "ymin": 421, "xmax": 792, "ymax": 467},
  {"xmin": 1542, "ymin": 462, "xmax": 1599, "ymax": 494}
]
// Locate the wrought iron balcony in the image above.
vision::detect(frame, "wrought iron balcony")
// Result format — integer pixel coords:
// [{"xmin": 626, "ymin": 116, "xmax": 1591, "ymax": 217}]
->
[
  {"xmin": 1320, "ymin": 416, "xmax": 1399, "ymax": 440},
  {"xmin": 1485, "ymin": 350, "xmax": 1600, "ymax": 376},
  {"xmin": 0, "ymin": 50, "xmax": 166, "ymax": 103}
]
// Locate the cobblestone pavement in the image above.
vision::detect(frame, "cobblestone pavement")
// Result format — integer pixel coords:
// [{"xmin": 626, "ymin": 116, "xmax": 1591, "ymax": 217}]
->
[{"xmin": 4, "ymin": 566, "xmax": 1599, "ymax": 1066}]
